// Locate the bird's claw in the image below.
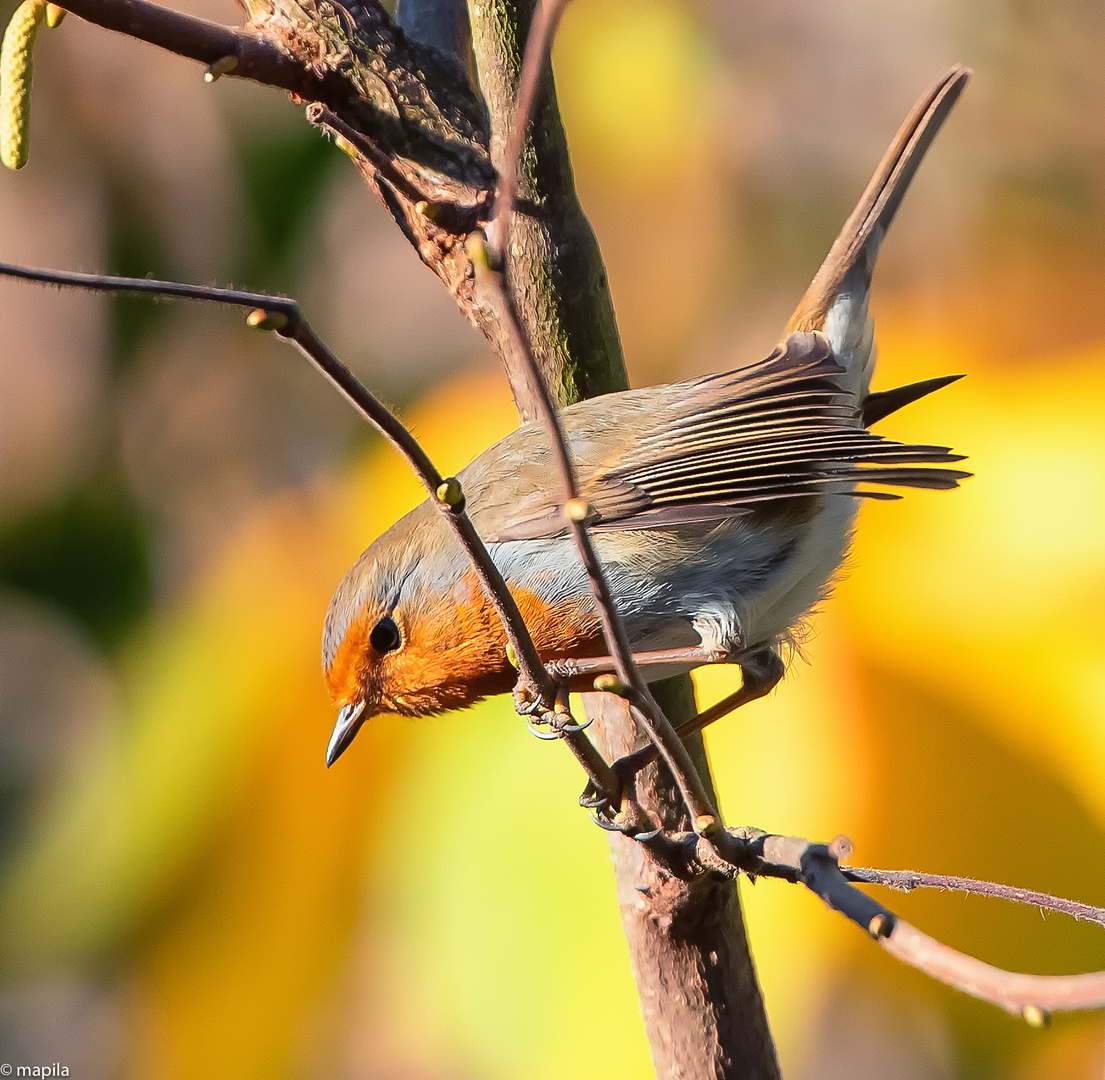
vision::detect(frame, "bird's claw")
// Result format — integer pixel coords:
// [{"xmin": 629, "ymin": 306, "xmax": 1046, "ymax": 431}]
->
[
  {"xmin": 579, "ymin": 780, "xmax": 609, "ymax": 811},
  {"xmin": 589, "ymin": 801, "xmax": 662, "ymax": 839},
  {"xmin": 525, "ymin": 708, "xmax": 593, "ymax": 741},
  {"xmin": 513, "ymin": 686, "xmax": 548, "ymax": 716},
  {"xmin": 515, "ymin": 671, "xmax": 591, "ymax": 739},
  {"xmin": 524, "ymin": 715, "xmax": 564, "ymax": 740}
]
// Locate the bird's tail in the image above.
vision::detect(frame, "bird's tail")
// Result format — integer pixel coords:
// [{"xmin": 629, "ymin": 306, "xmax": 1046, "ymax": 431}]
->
[{"xmin": 785, "ymin": 65, "xmax": 971, "ymax": 396}]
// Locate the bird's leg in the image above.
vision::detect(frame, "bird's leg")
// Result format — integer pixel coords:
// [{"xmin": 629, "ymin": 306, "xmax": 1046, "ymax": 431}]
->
[
  {"xmin": 546, "ymin": 644, "xmax": 729, "ymax": 684},
  {"xmin": 611, "ymin": 648, "xmax": 785, "ymax": 785}
]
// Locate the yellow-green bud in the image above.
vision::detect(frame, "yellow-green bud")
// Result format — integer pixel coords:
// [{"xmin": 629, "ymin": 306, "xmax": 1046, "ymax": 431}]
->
[
  {"xmin": 436, "ymin": 477, "xmax": 463, "ymax": 507},
  {"xmin": 245, "ymin": 308, "xmax": 288, "ymax": 332},
  {"xmin": 593, "ymin": 674, "xmax": 628, "ymax": 697},
  {"xmin": 1021, "ymin": 1005, "xmax": 1049, "ymax": 1028},
  {"xmin": 464, "ymin": 232, "xmax": 490, "ymax": 269},
  {"xmin": 44, "ymin": 4, "xmax": 64, "ymax": 27},
  {"xmin": 693, "ymin": 815, "xmax": 720, "ymax": 837},
  {"xmin": 564, "ymin": 498, "xmax": 591, "ymax": 522},
  {"xmin": 203, "ymin": 55, "xmax": 238, "ymax": 83}
]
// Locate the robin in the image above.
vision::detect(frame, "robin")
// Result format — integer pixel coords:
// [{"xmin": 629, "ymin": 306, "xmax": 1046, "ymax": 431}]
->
[{"xmin": 323, "ymin": 66, "xmax": 972, "ymax": 766}]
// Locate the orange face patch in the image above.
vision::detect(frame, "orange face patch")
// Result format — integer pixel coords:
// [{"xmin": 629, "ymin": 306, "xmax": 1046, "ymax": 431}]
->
[
  {"xmin": 325, "ymin": 614, "xmax": 374, "ymax": 706},
  {"xmin": 326, "ymin": 571, "xmax": 609, "ymax": 719}
]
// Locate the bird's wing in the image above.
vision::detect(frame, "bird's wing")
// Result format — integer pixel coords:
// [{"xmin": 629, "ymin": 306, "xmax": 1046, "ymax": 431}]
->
[{"xmin": 483, "ymin": 331, "xmax": 968, "ymax": 542}]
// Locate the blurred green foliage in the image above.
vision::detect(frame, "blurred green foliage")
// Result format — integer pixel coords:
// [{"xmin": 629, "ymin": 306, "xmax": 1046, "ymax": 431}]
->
[
  {"xmin": 233, "ymin": 123, "xmax": 343, "ymax": 289},
  {"xmin": 0, "ymin": 478, "xmax": 151, "ymax": 652}
]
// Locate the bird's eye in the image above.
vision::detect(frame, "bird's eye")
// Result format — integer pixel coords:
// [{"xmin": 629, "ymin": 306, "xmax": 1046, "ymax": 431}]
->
[{"xmin": 369, "ymin": 616, "xmax": 402, "ymax": 654}]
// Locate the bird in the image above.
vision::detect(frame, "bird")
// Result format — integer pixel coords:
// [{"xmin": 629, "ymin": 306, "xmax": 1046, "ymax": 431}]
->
[{"xmin": 322, "ymin": 65, "xmax": 972, "ymax": 767}]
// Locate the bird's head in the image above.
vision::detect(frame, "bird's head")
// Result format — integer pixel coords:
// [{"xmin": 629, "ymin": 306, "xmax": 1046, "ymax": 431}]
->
[{"xmin": 321, "ymin": 503, "xmax": 513, "ymax": 765}]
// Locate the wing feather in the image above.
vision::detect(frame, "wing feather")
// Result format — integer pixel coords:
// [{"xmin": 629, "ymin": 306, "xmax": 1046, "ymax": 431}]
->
[{"xmin": 483, "ymin": 331, "xmax": 968, "ymax": 542}]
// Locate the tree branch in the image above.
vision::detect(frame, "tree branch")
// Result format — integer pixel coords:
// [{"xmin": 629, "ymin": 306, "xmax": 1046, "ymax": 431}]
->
[
  {"xmin": 479, "ymin": 0, "xmax": 716, "ymax": 827},
  {"xmin": 468, "ymin": 1, "xmax": 780, "ymax": 1073},
  {"xmin": 844, "ymin": 866, "xmax": 1105, "ymax": 929},
  {"xmin": 660, "ymin": 827, "xmax": 1105, "ymax": 1020},
  {"xmin": 467, "ymin": 0, "xmax": 627, "ymax": 415}
]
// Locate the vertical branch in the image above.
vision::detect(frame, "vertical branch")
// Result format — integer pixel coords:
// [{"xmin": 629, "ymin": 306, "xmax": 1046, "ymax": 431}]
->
[
  {"xmin": 469, "ymin": 1, "xmax": 781, "ymax": 1075},
  {"xmin": 588, "ymin": 682, "xmax": 780, "ymax": 1080},
  {"xmin": 467, "ymin": 0, "xmax": 626, "ymax": 415}
]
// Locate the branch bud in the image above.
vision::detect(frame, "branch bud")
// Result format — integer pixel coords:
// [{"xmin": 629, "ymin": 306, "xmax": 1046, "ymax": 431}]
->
[
  {"xmin": 464, "ymin": 231, "xmax": 490, "ymax": 268},
  {"xmin": 334, "ymin": 134, "xmax": 358, "ymax": 158},
  {"xmin": 1021, "ymin": 1005, "xmax": 1050, "ymax": 1028},
  {"xmin": 435, "ymin": 476, "xmax": 464, "ymax": 507},
  {"xmin": 505, "ymin": 643, "xmax": 518, "ymax": 669},
  {"xmin": 867, "ymin": 913, "xmax": 890, "ymax": 939},
  {"xmin": 564, "ymin": 497, "xmax": 591, "ymax": 522},
  {"xmin": 246, "ymin": 308, "xmax": 288, "ymax": 332},
  {"xmin": 44, "ymin": 4, "xmax": 64, "ymax": 26},
  {"xmin": 464, "ymin": 231, "xmax": 503, "ymax": 273},
  {"xmin": 204, "ymin": 55, "xmax": 238, "ymax": 83},
  {"xmin": 593, "ymin": 674, "xmax": 628, "ymax": 697},
  {"xmin": 693, "ymin": 815, "xmax": 721, "ymax": 838}
]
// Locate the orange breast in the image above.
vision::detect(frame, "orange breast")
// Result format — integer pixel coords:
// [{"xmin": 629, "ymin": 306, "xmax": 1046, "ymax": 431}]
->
[{"xmin": 387, "ymin": 573, "xmax": 607, "ymax": 715}]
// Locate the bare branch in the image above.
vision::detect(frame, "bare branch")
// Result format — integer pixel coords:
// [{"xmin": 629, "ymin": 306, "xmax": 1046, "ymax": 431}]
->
[
  {"xmin": 53, "ymin": 0, "xmax": 308, "ymax": 87},
  {"xmin": 844, "ymin": 866, "xmax": 1105, "ymax": 929},
  {"xmin": 52, "ymin": 0, "xmax": 493, "ymax": 203},
  {"xmin": 660, "ymin": 827, "xmax": 1105, "ymax": 1020},
  {"xmin": 488, "ymin": 0, "xmax": 568, "ymax": 237},
  {"xmin": 467, "ymin": 0, "xmax": 627, "ymax": 414},
  {"xmin": 480, "ymin": 0, "xmax": 718, "ymax": 827},
  {"xmin": 882, "ymin": 920, "xmax": 1105, "ymax": 1019}
]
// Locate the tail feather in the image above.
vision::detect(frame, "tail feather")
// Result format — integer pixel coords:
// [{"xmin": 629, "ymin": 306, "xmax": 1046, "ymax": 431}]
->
[{"xmin": 786, "ymin": 65, "xmax": 971, "ymax": 338}]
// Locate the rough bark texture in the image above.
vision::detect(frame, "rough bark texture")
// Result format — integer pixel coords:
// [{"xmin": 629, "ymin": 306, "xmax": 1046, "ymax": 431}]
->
[{"xmin": 584, "ymin": 680, "xmax": 780, "ymax": 1080}]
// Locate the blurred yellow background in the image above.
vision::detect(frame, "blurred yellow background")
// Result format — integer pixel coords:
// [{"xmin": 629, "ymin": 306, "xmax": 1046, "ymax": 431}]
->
[{"xmin": 0, "ymin": 0, "xmax": 1104, "ymax": 1077}]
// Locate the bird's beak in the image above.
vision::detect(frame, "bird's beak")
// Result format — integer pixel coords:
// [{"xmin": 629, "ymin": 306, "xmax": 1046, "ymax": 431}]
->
[{"xmin": 326, "ymin": 699, "xmax": 367, "ymax": 767}]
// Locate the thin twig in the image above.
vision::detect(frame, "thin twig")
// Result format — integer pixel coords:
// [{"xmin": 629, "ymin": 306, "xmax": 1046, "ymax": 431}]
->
[
  {"xmin": 481, "ymin": 0, "xmax": 718, "ymax": 826},
  {"xmin": 0, "ymin": 261, "xmax": 618, "ymax": 800},
  {"xmin": 488, "ymin": 0, "xmax": 568, "ymax": 239},
  {"xmin": 844, "ymin": 866, "xmax": 1105, "ymax": 929},
  {"xmin": 310, "ymin": 104, "xmax": 428, "ymax": 206},
  {"xmin": 661, "ymin": 826, "xmax": 1105, "ymax": 1018},
  {"xmin": 53, "ymin": 0, "xmax": 327, "ymax": 97}
]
